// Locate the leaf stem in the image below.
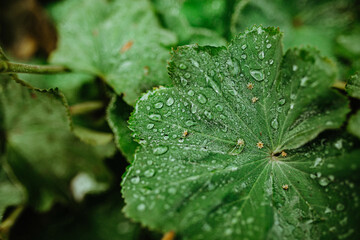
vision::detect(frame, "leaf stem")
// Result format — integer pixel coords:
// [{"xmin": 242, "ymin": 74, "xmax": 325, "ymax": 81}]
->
[
  {"xmin": 332, "ymin": 81, "xmax": 346, "ymax": 90},
  {"xmin": 0, "ymin": 205, "xmax": 24, "ymax": 239},
  {"xmin": 0, "ymin": 60, "xmax": 68, "ymax": 74},
  {"xmin": 70, "ymin": 101, "xmax": 105, "ymax": 115}
]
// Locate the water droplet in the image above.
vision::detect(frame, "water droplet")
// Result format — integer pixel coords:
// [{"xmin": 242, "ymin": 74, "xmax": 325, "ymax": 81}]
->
[
  {"xmin": 147, "ymin": 124, "xmax": 154, "ymax": 129},
  {"xmin": 250, "ymin": 70, "xmax": 264, "ymax": 81},
  {"xmin": 241, "ymin": 44, "xmax": 247, "ymax": 50},
  {"xmin": 266, "ymin": 43, "xmax": 272, "ymax": 48},
  {"xmin": 153, "ymin": 146, "xmax": 168, "ymax": 155},
  {"xmin": 208, "ymin": 70, "xmax": 215, "ymax": 77},
  {"xmin": 185, "ymin": 120, "xmax": 196, "ymax": 126},
  {"xmin": 269, "ymin": 59, "xmax": 274, "ymax": 65},
  {"xmin": 271, "ymin": 118, "xmax": 279, "ymax": 129},
  {"xmin": 215, "ymin": 104, "xmax": 224, "ymax": 112},
  {"xmin": 154, "ymin": 102, "xmax": 163, "ymax": 109},
  {"xmin": 187, "ymin": 90, "xmax": 195, "ymax": 96},
  {"xmin": 189, "ymin": 104, "xmax": 197, "ymax": 114},
  {"xmin": 258, "ymin": 51, "xmax": 265, "ymax": 59},
  {"xmin": 191, "ymin": 59, "xmax": 199, "ymax": 68},
  {"xmin": 144, "ymin": 169, "xmax": 155, "ymax": 177},
  {"xmin": 181, "ymin": 77, "xmax": 188, "ymax": 86},
  {"xmin": 292, "ymin": 65, "xmax": 298, "ymax": 71},
  {"xmin": 197, "ymin": 94, "xmax": 207, "ymax": 104},
  {"xmin": 137, "ymin": 203, "xmax": 146, "ymax": 211},
  {"xmin": 300, "ymin": 76, "xmax": 309, "ymax": 87},
  {"xmin": 241, "ymin": 54, "xmax": 247, "ymax": 59},
  {"xmin": 184, "ymin": 72, "xmax": 191, "ymax": 78},
  {"xmin": 130, "ymin": 176, "xmax": 140, "ymax": 184},
  {"xmin": 149, "ymin": 114, "xmax": 161, "ymax": 121},
  {"xmin": 336, "ymin": 203, "xmax": 345, "ymax": 211},
  {"xmin": 168, "ymin": 187, "xmax": 177, "ymax": 194},
  {"xmin": 179, "ymin": 63, "xmax": 187, "ymax": 69},
  {"xmin": 319, "ymin": 177, "xmax": 329, "ymax": 187},
  {"xmin": 166, "ymin": 97, "xmax": 174, "ymax": 106},
  {"xmin": 279, "ymin": 98, "xmax": 286, "ymax": 105},
  {"xmin": 204, "ymin": 111, "xmax": 213, "ymax": 119}
]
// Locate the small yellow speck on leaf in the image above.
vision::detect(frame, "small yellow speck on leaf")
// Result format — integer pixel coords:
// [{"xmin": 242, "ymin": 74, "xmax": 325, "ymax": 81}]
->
[
  {"xmin": 120, "ymin": 40, "xmax": 134, "ymax": 53},
  {"xmin": 247, "ymin": 83, "xmax": 254, "ymax": 90},
  {"xmin": 282, "ymin": 184, "xmax": 289, "ymax": 190},
  {"xmin": 256, "ymin": 141, "xmax": 264, "ymax": 149},
  {"xmin": 237, "ymin": 139, "xmax": 244, "ymax": 145},
  {"xmin": 281, "ymin": 151, "xmax": 287, "ymax": 157},
  {"xmin": 252, "ymin": 97, "xmax": 259, "ymax": 103},
  {"xmin": 183, "ymin": 130, "xmax": 189, "ymax": 138}
]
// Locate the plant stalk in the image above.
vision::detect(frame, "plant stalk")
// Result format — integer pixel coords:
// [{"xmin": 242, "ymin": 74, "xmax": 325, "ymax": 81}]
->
[{"xmin": 0, "ymin": 60, "xmax": 68, "ymax": 74}]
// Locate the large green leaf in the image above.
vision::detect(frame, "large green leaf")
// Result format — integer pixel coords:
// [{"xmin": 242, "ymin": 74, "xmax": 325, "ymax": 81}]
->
[
  {"xmin": 0, "ymin": 75, "xmax": 114, "ymax": 211},
  {"xmin": 152, "ymin": 0, "xmax": 227, "ymax": 46},
  {"xmin": 122, "ymin": 26, "xmax": 358, "ymax": 239},
  {"xmin": 231, "ymin": 0, "xmax": 355, "ymax": 58},
  {"xmin": 50, "ymin": 0, "xmax": 176, "ymax": 105},
  {"xmin": 345, "ymin": 73, "xmax": 360, "ymax": 99}
]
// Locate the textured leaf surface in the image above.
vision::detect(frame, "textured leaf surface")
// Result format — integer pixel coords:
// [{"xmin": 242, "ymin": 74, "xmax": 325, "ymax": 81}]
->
[
  {"xmin": 348, "ymin": 111, "xmax": 360, "ymax": 139},
  {"xmin": 50, "ymin": 0, "xmax": 176, "ymax": 105},
  {"xmin": 152, "ymin": 0, "xmax": 227, "ymax": 46},
  {"xmin": 107, "ymin": 96, "xmax": 139, "ymax": 162},
  {"xmin": 0, "ymin": 75, "xmax": 114, "ymax": 211},
  {"xmin": 231, "ymin": 0, "xmax": 355, "ymax": 58},
  {"xmin": 345, "ymin": 73, "xmax": 360, "ymax": 99},
  {"xmin": 122, "ymin": 26, "xmax": 358, "ymax": 239}
]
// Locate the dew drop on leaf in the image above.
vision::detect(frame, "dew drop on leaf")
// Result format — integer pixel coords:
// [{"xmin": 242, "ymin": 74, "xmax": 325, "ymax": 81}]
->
[
  {"xmin": 130, "ymin": 176, "xmax": 140, "ymax": 184},
  {"xmin": 166, "ymin": 97, "xmax": 174, "ymax": 106},
  {"xmin": 153, "ymin": 146, "xmax": 169, "ymax": 155},
  {"xmin": 271, "ymin": 118, "xmax": 279, "ymax": 129},
  {"xmin": 144, "ymin": 169, "xmax": 155, "ymax": 177},
  {"xmin": 179, "ymin": 63, "xmax": 187, "ymax": 70},
  {"xmin": 197, "ymin": 94, "xmax": 207, "ymax": 104},
  {"xmin": 154, "ymin": 102, "xmax": 163, "ymax": 109},
  {"xmin": 147, "ymin": 124, "xmax": 154, "ymax": 129},
  {"xmin": 319, "ymin": 177, "xmax": 329, "ymax": 187},
  {"xmin": 258, "ymin": 51, "xmax": 265, "ymax": 59},
  {"xmin": 250, "ymin": 70, "xmax": 264, "ymax": 81},
  {"xmin": 137, "ymin": 203, "xmax": 146, "ymax": 211},
  {"xmin": 279, "ymin": 98, "xmax": 286, "ymax": 105},
  {"xmin": 149, "ymin": 114, "xmax": 162, "ymax": 121}
]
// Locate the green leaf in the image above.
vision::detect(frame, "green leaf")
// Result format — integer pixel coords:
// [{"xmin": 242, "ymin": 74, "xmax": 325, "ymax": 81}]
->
[
  {"xmin": 231, "ymin": 0, "xmax": 355, "ymax": 58},
  {"xmin": 107, "ymin": 96, "xmax": 139, "ymax": 162},
  {"xmin": 0, "ymin": 167, "xmax": 23, "ymax": 221},
  {"xmin": 50, "ymin": 0, "xmax": 177, "ymax": 105},
  {"xmin": 0, "ymin": 75, "xmax": 114, "ymax": 211},
  {"xmin": 348, "ymin": 110, "xmax": 360, "ymax": 139},
  {"xmin": 152, "ymin": 0, "xmax": 227, "ymax": 46},
  {"xmin": 345, "ymin": 73, "xmax": 360, "ymax": 99},
  {"xmin": 122, "ymin": 26, "xmax": 357, "ymax": 239}
]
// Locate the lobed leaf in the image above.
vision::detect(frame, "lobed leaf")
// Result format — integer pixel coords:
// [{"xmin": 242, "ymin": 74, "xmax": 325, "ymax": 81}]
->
[
  {"xmin": 122, "ymin": 26, "xmax": 358, "ymax": 239},
  {"xmin": 50, "ymin": 0, "xmax": 177, "ymax": 105}
]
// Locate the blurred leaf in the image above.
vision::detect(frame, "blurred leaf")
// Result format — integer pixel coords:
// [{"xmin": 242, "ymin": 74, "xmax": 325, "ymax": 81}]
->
[
  {"xmin": 122, "ymin": 26, "xmax": 358, "ymax": 239},
  {"xmin": 49, "ymin": 0, "xmax": 177, "ymax": 105},
  {"xmin": 231, "ymin": 0, "xmax": 356, "ymax": 58},
  {"xmin": 107, "ymin": 96, "xmax": 139, "ymax": 162},
  {"xmin": 0, "ymin": 168, "xmax": 23, "ymax": 222},
  {"xmin": 152, "ymin": 0, "xmax": 227, "ymax": 46},
  {"xmin": 10, "ymin": 192, "xmax": 140, "ymax": 240},
  {"xmin": 0, "ymin": 75, "xmax": 114, "ymax": 211},
  {"xmin": 348, "ymin": 110, "xmax": 360, "ymax": 139}
]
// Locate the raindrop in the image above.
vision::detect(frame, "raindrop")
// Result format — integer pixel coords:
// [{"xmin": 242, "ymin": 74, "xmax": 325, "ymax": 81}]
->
[
  {"xmin": 184, "ymin": 72, "xmax": 191, "ymax": 78},
  {"xmin": 319, "ymin": 177, "xmax": 329, "ymax": 187},
  {"xmin": 241, "ymin": 44, "xmax": 247, "ymax": 50},
  {"xmin": 130, "ymin": 176, "xmax": 140, "ymax": 184},
  {"xmin": 137, "ymin": 203, "xmax": 146, "ymax": 211},
  {"xmin": 191, "ymin": 104, "xmax": 197, "ymax": 113},
  {"xmin": 166, "ymin": 97, "xmax": 174, "ymax": 106},
  {"xmin": 185, "ymin": 120, "xmax": 196, "ymax": 126},
  {"xmin": 144, "ymin": 169, "xmax": 155, "ymax": 177},
  {"xmin": 266, "ymin": 43, "xmax": 272, "ymax": 48},
  {"xmin": 208, "ymin": 70, "xmax": 215, "ymax": 77},
  {"xmin": 215, "ymin": 104, "xmax": 224, "ymax": 112},
  {"xmin": 147, "ymin": 124, "xmax": 154, "ymax": 129},
  {"xmin": 179, "ymin": 63, "xmax": 187, "ymax": 69},
  {"xmin": 149, "ymin": 114, "xmax": 161, "ymax": 121},
  {"xmin": 154, "ymin": 102, "xmax": 163, "ymax": 109},
  {"xmin": 336, "ymin": 203, "xmax": 345, "ymax": 211},
  {"xmin": 241, "ymin": 54, "xmax": 247, "ymax": 59},
  {"xmin": 269, "ymin": 59, "xmax": 274, "ymax": 65},
  {"xmin": 197, "ymin": 94, "xmax": 207, "ymax": 104},
  {"xmin": 204, "ymin": 111, "xmax": 213, "ymax": 119},
  {"xmin": 153, "ymin": 146, "xmax": 169, "ymax": 155},
  {"xmin": 181, "ymin": 77, "xmax": 188, "ymax": 86},
  {"xmin": 279, "ymin": 98, "xmax": 286, "ymax": 105},
  {"xmin": 258, "ymin": 51, "xmax": 265, "ymax": 59},
  {"xmin": 292, "ymin": 65, "xmax": 298, "ymax": 71},
  {"xmin": 187, "ymin": 90, "xmax": 195, "ymax": 96},
  {"xmin": 250, "ymin": 70, "xmax": 264, "ymax": 81},
  {"xmin": 271, "ymin": 118, "xmax": 279, "ymax": 129},
  {"xmin": 300, "ymin": 76, "xmax": 309, "ymax": 87},
  {"xmin": 168, "ymin": 187, "xmax": 177, "ymax": 194}
]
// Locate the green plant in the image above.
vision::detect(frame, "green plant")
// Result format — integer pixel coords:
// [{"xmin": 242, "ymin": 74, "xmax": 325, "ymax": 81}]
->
[{"xmin": 1, "ymin": 0, "xmax": 360, "ymax": 239}]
